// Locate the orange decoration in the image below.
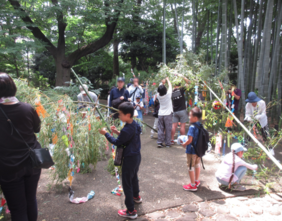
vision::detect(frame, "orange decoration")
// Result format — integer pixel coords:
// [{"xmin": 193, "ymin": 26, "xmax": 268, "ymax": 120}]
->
[
  {"xmin": 70, "ymin": 123, "xmax": 73, "ymax": 135},
  {"xmin": 225, "ymin": 117, "xmax": 233, "ymax": 127},
  {"xmin": 232, "ymin": 91, "xmax": 235, "ymax": 96},
  {"xmin": 253, "ymin": 125, "xmax": 258, "ymax": 139},
  {"xmin": 35, "ymin": 101, "xmax": 47, "ymax": 118},
  {"xmin": 88, "ymin": 123, "xmax": 91, "ymax": 131},
  {"xmin": 189, "ymin": 99, "xmax": 193, "ymax": 106},
  {"xmin": 52, "ymin": 134, "xmax": 58, "ymax": 144}
]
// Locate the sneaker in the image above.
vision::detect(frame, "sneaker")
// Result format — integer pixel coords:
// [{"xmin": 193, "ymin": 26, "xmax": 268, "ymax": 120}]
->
[
  {"xmin": 166, "ymin": 145, "xmax": 171, "ymax": 148},
  {"xmin": 183, "ymin": 183, "xmax": 197, "ymax": 191},
  {"xmin": 171, "ymin": 140, "xmax": 175, "ymax": 145},
  {"xmin": 195, "ymin": 180, "xmax": 201, "ymax": 187},
  {"xmin": 118, "ymin": 209, "xmax": 138, "ymax": 219},
  {"xmin": 157, "ymin": 144, "xmax": 165, "ymax": 148},
  {"xmin": 233, "ymin": 185, "xmax": 246, "ymax": 191},
  {"xmin": 133, "ymin": 196, "xmax": 142, "ymax": 204}
]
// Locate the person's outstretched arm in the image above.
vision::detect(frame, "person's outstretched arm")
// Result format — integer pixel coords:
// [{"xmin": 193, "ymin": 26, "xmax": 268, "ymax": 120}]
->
[
  {"xmin": 166, "ymin": 77, "xmax": 172, "ymax": 94},
  {"xmin": 177, "ymin": 73, "xmax": 190, "ymax": 85}
]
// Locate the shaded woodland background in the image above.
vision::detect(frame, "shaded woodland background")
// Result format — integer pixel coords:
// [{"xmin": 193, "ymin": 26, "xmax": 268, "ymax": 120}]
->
[{"xmin": 0, "ymin": 0, "xmax": 282, "ymax": 121}]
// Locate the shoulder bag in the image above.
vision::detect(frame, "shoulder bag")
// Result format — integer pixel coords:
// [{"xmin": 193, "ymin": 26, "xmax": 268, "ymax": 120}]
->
[
  {"xmin": 0, "ymin": 106, "xmax": 54, "ymax": 169},
  {"xmin": 114, "ymin": 125, "xmax": 136, "ymax": 166}
]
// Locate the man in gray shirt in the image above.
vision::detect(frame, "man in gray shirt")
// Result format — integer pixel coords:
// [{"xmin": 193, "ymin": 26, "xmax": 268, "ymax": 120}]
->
[{"xmin": 77, "ymin": 84, "xmax": 98, "ymax": 109}]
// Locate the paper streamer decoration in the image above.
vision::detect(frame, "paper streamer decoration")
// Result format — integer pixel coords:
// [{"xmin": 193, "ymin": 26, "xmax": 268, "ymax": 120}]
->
[
  {"xmin": 111, "ymin": 144, "xmax": 123, "ymax": 196},
  {"xmin": 35, "ymin": 101, "xmax": 47, "ymax": 118},
  {"xmin": 225, "ymin": 117, "xmax": 233, "ymax": 127},
  {"xmin": 222, "ymin": 138, "xmax": 226, "ymax": 156},
  {"xmin": 0, "ymin": 198, "xmax": 6, "ymax": 214},
  {"xmin": 194, "ymin": 85, "xmax": 198, "ymax": 105},
  {"xmin": 215, "ymin": 134, "xmax": 222, "ymax": 154},
  {"xmin": 202, "ymin": 110, "xmax": 206, "ymax": 120},
  {"xmin": 69, "ymin": 187, "xmax": 95, "ymax": 204},
  {"xmin": 189, "ymin": 99, "xmax": 193, "ymax": 107},
  {"xmin": 177, "ymin": 135, "xmax": 188, "ymax": 145}
]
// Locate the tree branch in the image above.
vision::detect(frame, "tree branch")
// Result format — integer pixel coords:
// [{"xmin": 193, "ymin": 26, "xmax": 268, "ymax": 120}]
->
[
  {"xmin": 67, "ymin": 0, "xmax": 124, "ymax": 65},
  {"xmin": 8, "ymin": 0, "xmax": 57, "ymax": 57},
  {"xmin": 51, "ymin": 0, "xmax": 67, "ymax": 50}
]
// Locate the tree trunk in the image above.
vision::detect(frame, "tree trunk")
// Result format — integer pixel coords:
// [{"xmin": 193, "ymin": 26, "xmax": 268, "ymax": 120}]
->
[
  {"xmin": 163, "ymin": 0, "xmax": 166, "ymax": 63},
  {"xmin": 244, "ymin": 0, "xmax": 254, "ymax": 92},
  {"xmin": 206, "ymin": 9, "xmax": 209, "ymax": 61},
  {"xmin": 171, "ymin": 1, "xmax": 180, "ymax": 42},
  {"xmin": 277, "ymin": 38, "xmax": 282, "ymax": 121},
  {"xmin": 192, "ymin": 0, "xmax": 197, "ymax": 52},
  {"xmin": 221, "ymin": 0, "xmax": 228, "ymax": 70},
  {"xmin": 227, "ymin": 4, "xmax": 232, "ymax": 70},
  {"xmin": 257, "ymin": 0, "xmax": 274, "ymax": 97},
  {"xmin": 252, "ymin": 0, "xmax": 263, "ymax": 91},
  {"xmin": 113, "ymin": 38, "xmax": 120, "ymax": 76},
  {"xmin": 215, "ymin": 0, "xmax": 221, "ymax": 75},
  {"xmin": 180, "ymin": 0, "xmax": 184, "ymax": 54},
  {"xmin": 9, "ymin": 0, "xmax": 124, "ymax": 86},
  {"xmin": 267, "ymin": 1, "xmax": 282, "ymax": 103},
  {"xmin": 233, "ymin": 0, "xmax": 246, "ymax": 107},
  {"xmin": 55, "ymin": 56, "xmax": 71, "ymax": 86}
]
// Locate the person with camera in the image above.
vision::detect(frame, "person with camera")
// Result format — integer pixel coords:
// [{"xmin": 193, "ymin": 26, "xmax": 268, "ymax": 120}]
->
[{"xmin": 0, "ymin": 73, "xmax": 42, "ymax": 221}]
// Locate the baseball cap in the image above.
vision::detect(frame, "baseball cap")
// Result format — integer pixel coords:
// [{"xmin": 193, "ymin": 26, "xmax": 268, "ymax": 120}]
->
[
  {"xmin": 117, "ymin": 77, "xmax": 124, "ymax": 82},
  {"xmin": 231, "ymin": 143, "xmax": 247, "ymax": 153},
  {"xmin": 79, "ymin": 84, "xmax": 88, "ymax": 94},
  {"xmin": 136, "ymin": 95, "xmax": 141, "ymax": 99}
]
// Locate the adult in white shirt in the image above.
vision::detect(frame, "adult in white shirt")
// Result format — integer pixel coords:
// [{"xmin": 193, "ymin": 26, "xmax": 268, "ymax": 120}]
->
[
  {"xmin": 244, "ymin": 92, "xmax": 269, "ymax": 141},
  {"xmin": 77, "ymin": 84, "xmax": 99, "ymax": 109},
  {"xmin": 157, "ymin": 77, "xmax": 173, "ymax": 148},
  {"xmin": 128, "ymin": 78, "xmax": 144, "ymax": 103},
  {"xmin": 215, "ymin": 143, "xmax": 258, "ymax": 191}
]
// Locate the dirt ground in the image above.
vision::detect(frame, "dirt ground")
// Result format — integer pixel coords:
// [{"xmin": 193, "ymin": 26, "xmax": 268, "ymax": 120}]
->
[{"xmin": 33, "ymin": 114, "xmax": 282, "ymax": 221}]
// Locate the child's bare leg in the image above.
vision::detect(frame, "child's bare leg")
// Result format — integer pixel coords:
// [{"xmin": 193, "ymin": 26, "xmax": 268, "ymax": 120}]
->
[
  {"xmin": 189, "ymin": 170, "xmax": 195, "ymax": 184},
  {"xmin": 195, "ymin": 165, "xmax": 200, "ymax": 181}
]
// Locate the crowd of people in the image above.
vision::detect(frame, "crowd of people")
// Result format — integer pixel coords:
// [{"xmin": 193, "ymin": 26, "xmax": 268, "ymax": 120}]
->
[{"xmin": 0, "ymin": 72, "xmax": 268, "ymax": 220}]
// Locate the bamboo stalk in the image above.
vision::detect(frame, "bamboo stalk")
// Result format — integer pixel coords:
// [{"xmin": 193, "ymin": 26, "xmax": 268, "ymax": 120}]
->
[
  {"xmin": 71, "ymin": 68, "xmax": 111, "ymax": 132},
  {"xmin": 202, "ymin": 81, "xmax": 282, "ymax": 170},
  {"xmin": 71, "ymin": 101, "xmax": 158, "ymax": 132}
]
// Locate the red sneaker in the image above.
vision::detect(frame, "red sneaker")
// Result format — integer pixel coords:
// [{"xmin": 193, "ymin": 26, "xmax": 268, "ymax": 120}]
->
[
  {"xmin": 195, "ymin": 180, "xmax": 201, "ymax": 187},
  {"xmin": 133, "ymin": 196, "xmax": 142, "ymax": 204},
  {"xmin": 183, "ymin": 183, "xmax": 197, "ymax": 191},
  {"xmin": 118, "ymin": 209, "xmax": 138, "ymax": 219}
]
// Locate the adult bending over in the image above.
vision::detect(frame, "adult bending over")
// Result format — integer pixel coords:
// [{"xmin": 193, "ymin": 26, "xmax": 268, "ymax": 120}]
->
[
  {"xmin": 215, "ymin": 143, "xmax": 257, "ymax": 191},
  {"xmin": 77, "ymin": 84, "xmax": 98, "ymax": 109},
  {"xmin": 157, "ymin": 77, "xmax": 173, "ymax": 148},
  {"xmin": 171, "ymin": 74, "xmax": 190, "ymax": 144},
  {"xmin": 0, "ymin": 73, "xmax": 42, "ymax": 221},
  {"xmin": 244, "ymin": 92, "xmax": 269, "ymax": 141}
]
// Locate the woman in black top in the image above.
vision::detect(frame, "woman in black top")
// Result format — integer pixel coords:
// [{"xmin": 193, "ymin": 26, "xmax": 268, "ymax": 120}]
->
[{"xmin": 0, "ymin": 73, "xmax": 41, "ymax": 221}]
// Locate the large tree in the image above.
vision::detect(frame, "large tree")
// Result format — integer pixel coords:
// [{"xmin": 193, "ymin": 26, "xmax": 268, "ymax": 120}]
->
[{"xmin": 7, "ymin": 0, "xmax": 124, "ymax": 86}]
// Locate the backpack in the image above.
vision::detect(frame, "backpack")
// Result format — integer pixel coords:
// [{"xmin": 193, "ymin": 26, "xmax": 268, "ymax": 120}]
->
[{"xmin": 192, "ymin": 123, "xmax": 210, "ymax": 169}]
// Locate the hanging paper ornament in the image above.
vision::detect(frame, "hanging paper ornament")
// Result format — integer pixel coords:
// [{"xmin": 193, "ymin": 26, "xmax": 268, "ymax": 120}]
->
[
  {"xmin": 212, "ymin": 100, "xmax": 222, "ymax": 110},
  {"xmin": 62, "ymin": 135, "xmax": 69, "ymax": 147},
  {"xmin": 202, "ymin": 110, "xmax": 206, "ymax": 120},
  {"xmin": 215, "ymin": 133, "xmax": 222, "ymax": 154},
  {"xmin": 189, "ymin": 99, "xmax": 193, "ymax": 107},
  {"xmin": 35, "ymin": 101, "xmax": 47, "ymax": 118},
  {"xmin": 194, "ymin": 85, "xmax": 199, "ymax": 105},
  {"xmin": 225, "ymin": 117, "xmax": 233, "ymax": 127},
  {"xmin": 52, "ymin": 134, "xmax": 58, "ymax": 144}
]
